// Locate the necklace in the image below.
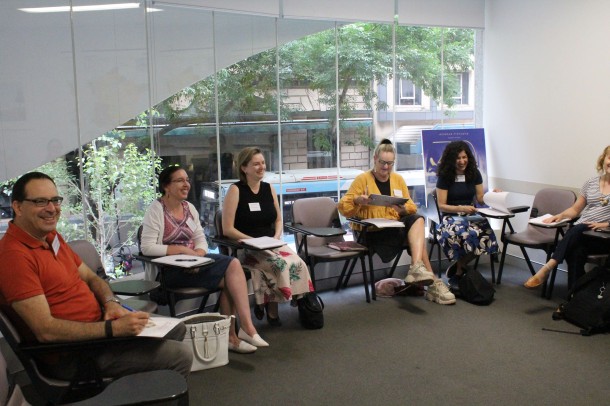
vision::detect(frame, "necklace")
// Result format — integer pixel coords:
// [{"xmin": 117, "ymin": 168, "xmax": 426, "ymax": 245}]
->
[{"xmin": 601, "ymin": 196, "xmax": 609, "ymax": 207}]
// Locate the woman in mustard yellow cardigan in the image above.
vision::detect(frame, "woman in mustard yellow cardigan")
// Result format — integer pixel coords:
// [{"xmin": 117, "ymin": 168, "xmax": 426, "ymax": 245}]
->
[{"xmin": 338, "ymin": 139, "xmax": 455, "ymax": 305}]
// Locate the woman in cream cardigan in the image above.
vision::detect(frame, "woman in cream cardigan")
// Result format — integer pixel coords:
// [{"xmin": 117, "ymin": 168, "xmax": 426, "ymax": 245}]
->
[
  {"xmin": 141, "ymin": 165, "xmax": 268, "ymax": 353},
  {"xmin": 338, "ymin": 139, "xmax": 455, "ymax": 305}
]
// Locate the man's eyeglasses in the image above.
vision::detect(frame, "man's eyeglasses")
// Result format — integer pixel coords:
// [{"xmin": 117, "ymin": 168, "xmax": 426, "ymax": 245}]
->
[
  {"xmin": 171, "ymin": 178, "xmax": 191, "ymax": 184},
  {"xmin": 23, "ymin": 197, "xmax": 64, "ymax": 207},
  {"xmin": 378, "ymin": 159, "xmax": 395, "ymax": 167}
]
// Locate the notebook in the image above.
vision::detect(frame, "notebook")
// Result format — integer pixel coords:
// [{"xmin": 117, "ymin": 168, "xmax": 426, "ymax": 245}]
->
[
  {"xmin": 241, "ymin": 236, "xmax": 286, "ymax": 250},
  {"xmin": 151, "ymin": 254, "xmax": 214, "ymax": 268},
  {"xmin": 328, "ymin": 241, "xmax": 367, "ymax": 251},
  {"xmin": 367, "ymin": 194, "xmax": 409, "ymax": 207}
]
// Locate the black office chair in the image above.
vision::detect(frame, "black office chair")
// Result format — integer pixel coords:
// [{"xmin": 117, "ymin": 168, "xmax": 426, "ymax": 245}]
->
[
  {"xmin": 0, "ymin": 309, "xmax": 188, "ymax": 405},
  {"xmin": 136, "ymin": 226, "xmax": 221, "ymax": 317},
  {"xmin": 67, "ymin": 240, "xmax": 159, "ymax": 313}
]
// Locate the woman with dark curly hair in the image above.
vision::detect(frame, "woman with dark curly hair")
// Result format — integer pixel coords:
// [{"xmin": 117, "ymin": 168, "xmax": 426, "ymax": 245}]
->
[{"xmin": 435, "ymin": 140, "xmax": 499, "ymax": 282}]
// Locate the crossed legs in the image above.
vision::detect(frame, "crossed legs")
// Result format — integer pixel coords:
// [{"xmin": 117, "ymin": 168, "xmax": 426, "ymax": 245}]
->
[{"xmin": 217, "ymin": 258, "xmax": 259, "ymax": 346}]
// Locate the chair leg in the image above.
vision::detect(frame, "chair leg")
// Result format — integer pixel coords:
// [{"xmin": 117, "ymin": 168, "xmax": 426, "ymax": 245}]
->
[
  {"xmin": 197, "ymin": 294, "xmax": 210, "ymax": 313},
  {"xmin": 545, "ymin": 266, "xmax": 558, "ymax": 300},
  {"xmin": 335, "ymin": 260, "xmax": 352, "ymax": 291},
  {"xmin": 387, "ymin": 253, "xmax": 402, "ymax": 279},
  {"xmin": 497, "ymin": 243, "xmax": 508, "ymax": 285},
  {"xmin": 361, "ymin": 256, "xmax": 371, "ymax": 303},
  {"xmin": 473, "ymin": 256, "xmax": 480, "ymax": 270},
  {"xmin": 489, "ymin": 255, "xmax": 496, "ymax": 284},
  {"xmin": 168, "ymin": 293, "xmax": 177, "ymax": 318},
  {"xmin": 342, "ymin": 258, "xmax": 359, "ymax": 289}
]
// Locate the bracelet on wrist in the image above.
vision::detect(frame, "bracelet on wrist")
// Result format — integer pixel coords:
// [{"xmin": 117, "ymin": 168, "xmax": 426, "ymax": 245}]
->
[{"xmin": 105, "ymin": 320, "xmax": 113, "ymax": 338}]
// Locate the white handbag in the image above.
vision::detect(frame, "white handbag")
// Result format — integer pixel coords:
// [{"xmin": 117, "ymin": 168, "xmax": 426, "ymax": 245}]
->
[{"xmin": 181, "ymin": 313, "xmax": 231, "ymax": 371}]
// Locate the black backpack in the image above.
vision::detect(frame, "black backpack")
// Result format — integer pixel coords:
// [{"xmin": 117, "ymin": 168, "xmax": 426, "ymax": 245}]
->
[
  {"xmin": 297, "ymin": 293, "xmax": 324, "ymax": 329},
  {"xmin": 554, "ymin": 266, "xmax": 610, "ymax": 336},
  {"xmin": 456, "ymin": 268, "xmax": 495, "ymax": 305}
]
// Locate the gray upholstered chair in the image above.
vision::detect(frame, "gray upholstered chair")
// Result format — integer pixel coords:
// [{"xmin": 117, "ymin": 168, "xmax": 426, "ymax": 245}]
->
[
  {"xmin": 67, "ymin": 240, "xmax": 159, "ymax": 313},
  {"xmin": 497, "ymin": 188, "xmax": 576, "ymax": 298},
  {"xmin": 287, "ymin": 197, "xmax": 371, "ymax": 301}
]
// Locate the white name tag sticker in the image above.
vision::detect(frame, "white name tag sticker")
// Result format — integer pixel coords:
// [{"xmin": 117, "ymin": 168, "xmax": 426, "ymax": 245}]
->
[
  {"xmin": 186, "ymin": 218, "xmax": 197, "ymax": 231},
  {"xmin": 456, "ymin": 175, "xmax": 466, "ymax": 183},
  {"xmin": 52, "ymin": 235, "xmax": 60, "ymax": 256},
  {"xmin": 249, "ymin": 202, "xmax": 262, "ymax": 212},
  {"xmin": 394, "ymin": 189, "xmax": 403, "ymax": 198}
]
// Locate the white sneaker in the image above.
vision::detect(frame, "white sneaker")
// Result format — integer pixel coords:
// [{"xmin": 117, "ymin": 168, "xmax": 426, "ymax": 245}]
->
[
  {"xmin": 425, "ymin": 279, "xmax": 456, "ymax": 305},
  {"xmin": 404, "ymin": 261, "xmax": 434, "ymax": 286}
]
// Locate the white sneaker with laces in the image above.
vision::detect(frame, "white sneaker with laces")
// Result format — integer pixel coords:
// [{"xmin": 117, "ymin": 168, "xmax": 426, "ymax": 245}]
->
[
  {"xmin": 425, "ymin": 279, "xmax": 456, "ymax": 305},
  {"xmin": 404, "ymin": 261, "xmax": 434, "ymax": 286}
]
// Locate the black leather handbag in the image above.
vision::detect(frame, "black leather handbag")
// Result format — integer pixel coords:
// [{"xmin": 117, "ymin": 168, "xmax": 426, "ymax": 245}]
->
[{"xmin": 297, "ymin": 293, "xmax": 324, "ymax": 329}]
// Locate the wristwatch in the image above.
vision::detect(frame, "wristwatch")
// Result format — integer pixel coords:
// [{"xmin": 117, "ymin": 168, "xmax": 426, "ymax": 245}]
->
[{"xmin": 103, "ymin": 296, "xmax": 121, "ymax": 306}]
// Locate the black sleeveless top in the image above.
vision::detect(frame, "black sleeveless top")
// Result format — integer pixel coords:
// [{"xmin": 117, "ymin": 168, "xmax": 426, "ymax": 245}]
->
[{"xmin": 234, "ymin": 181, "xmax": 276, "ymax": 237}]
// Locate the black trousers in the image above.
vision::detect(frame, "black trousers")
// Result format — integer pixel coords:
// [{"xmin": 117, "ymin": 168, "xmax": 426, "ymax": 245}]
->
[{"xmin": 552, "ymin": 223, "xmax": 609, "ymax": 289}]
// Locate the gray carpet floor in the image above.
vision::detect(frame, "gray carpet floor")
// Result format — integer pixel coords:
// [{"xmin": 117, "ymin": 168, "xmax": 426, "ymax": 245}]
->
[{"xmin": 187, "ymin": 259, "xmax": 610, "ymax": 406}]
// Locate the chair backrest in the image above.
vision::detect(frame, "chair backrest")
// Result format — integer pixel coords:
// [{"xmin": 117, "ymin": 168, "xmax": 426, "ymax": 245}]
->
[
  {"xmin": 429, "ymin": 188, "xmax": 442, "ymax": 220},
  {"xmin": 213, "ymin": 209, "xmax": 230, "ymax": 256},
  {"xmin": 292, "ymin": 197, "xmax": 344, "ymax": 247},
  {"xmin": 0, "ymin": 309, "xmax": 72, "ymax": 403},
  {"xmin": 136, "ymin": 225, "xmax": 143, "ymax": 255},
  {"xmin": 67, "ymin": 240, "xmax": 104, "ymax": 276},
  {"xmin": 531, "ymin": 188, "xmax": 576, "ymax": 219}
]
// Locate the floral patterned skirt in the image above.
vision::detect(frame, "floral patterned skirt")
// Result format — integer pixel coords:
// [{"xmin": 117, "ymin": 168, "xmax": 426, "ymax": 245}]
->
[
  {"xmin": 239, "ymin": 246, "xmax": 314, "ymax": 305},
  {"xmin": 438, "ymin": 215, "xmax": 498, "ymax": 261}
]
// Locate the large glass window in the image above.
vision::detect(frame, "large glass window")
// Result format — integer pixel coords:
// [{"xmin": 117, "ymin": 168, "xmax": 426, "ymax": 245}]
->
[{"xmin": 2, "ymin": 8, "xmax": 480, "ymax": 264}]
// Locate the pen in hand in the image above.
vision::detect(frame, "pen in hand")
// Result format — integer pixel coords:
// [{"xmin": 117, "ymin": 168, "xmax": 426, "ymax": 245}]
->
[{"xmin": 121, "ymin": 303, "xmax": 135, "ymax": 312}]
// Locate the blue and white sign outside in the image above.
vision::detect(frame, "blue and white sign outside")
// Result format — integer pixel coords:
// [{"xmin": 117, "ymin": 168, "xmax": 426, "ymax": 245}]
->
[{"xmin": 421, "ymin": 128, "xmax": 488, "ymax": 195}]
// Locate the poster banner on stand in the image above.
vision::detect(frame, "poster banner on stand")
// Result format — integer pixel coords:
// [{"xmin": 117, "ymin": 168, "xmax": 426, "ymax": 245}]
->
[{"xmin": 421, "ymin": 128, "xmax": 488, "ymax": 194}]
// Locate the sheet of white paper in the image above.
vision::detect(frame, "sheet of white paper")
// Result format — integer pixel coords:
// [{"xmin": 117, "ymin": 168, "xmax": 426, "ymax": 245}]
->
[
  {"xmin": 361, "ymin": 218, "xmax": 405, "ymax": 228},
  {"xmin": 138, "ymin": 316, "xmax": 182, "ymax": 338},
  {"xmin": 151, "ymin": 254, "xmax": 213, "ymax": 268},
  {"xmin": 482, "ymin": 191, "xmax": 511, "ymax": 214},
  {"xmin": 241, "ymin": 236, "xmax": 286, "ymax": 249},
  {"xmin": 528, "ymin": 214, "xmax": 571, "ymax": 226}
]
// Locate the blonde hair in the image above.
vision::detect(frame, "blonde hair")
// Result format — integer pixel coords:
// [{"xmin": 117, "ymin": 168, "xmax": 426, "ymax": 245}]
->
[
  {"xmin": 372, "ymin": 139, "xmax": 396, "ymax": 172},
  {"xmin": 596, "ymin": 145, "xmax": 610, "ymax": 173},
  {"xmin": 373, "ymin": 138, "xmax": 395, "ymax": 159},
  {"xmin": 236, "ymin": 147, "xmax": 263, "ymax": 183}
]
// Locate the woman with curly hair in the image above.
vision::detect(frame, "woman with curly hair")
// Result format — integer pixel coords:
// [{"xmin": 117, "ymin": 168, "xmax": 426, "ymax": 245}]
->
[{"xmin": 435, "ymin": 140, "xmax": 499, "ymax": 282}]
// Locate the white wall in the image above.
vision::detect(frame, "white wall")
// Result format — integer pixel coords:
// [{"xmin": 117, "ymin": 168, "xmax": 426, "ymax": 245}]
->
[{"xmin": 484, "ymin": 0, "xmax": 610, "ymax": 194}]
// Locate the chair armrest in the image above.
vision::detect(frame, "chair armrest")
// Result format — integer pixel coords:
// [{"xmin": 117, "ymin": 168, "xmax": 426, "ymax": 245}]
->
[
  {"xmin": 21, "ymin": 336, "xmax": 149, "ymax": 355},
  {"xmin": 285, "ymin": 223, "xmax": 345, "ymax": 237},
  {"xmin": 345, "ymin": 217, "xmax": 369, "ymax": 227},
  {"xmin": 507, "ymin": 205, "xmax": 530, "ymax": 214},
  {"xmin": 528, "ymin": 220, "xmax": 571, "ymax": 229},
  {"xmin": 284, "ymin": 223, "xmax": 313, "ymax": 236},
  {"xmin": 210, "ymin": 236, "xmax": 245, "ymax": 251},
  {"xmin": 110, "ymin": 280, "xmax": 160, "ymax": 296}
]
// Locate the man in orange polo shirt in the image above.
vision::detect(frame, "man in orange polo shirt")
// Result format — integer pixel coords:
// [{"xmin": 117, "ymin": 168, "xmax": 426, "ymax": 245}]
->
[{"xmin": 0, "ymin": 172, "xmax": 192, "ymax": 379}]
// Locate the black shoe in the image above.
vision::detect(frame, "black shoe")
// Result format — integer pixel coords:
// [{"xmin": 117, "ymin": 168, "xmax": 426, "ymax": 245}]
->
[
  {"xmin": 267, "ymin": 314, "xmax": 282, "ymax": 327},
  {"xmin": 265, "ymin": 303, "xmax": 282, "ymax": 326},
  {"xmin": 254, "ymin": 304, "xmax": 265, "ymax": 321},
  {"xmin": 446, "ymin": 261, "xmax": 458, "ymax": 279}
]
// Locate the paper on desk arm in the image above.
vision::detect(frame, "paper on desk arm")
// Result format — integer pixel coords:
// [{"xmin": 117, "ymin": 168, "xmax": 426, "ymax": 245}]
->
[
  {"xmin": 138, "ymin": 315, "xmax": 182, "ymax": 338},
  {"xmin": 477, "ymin": 191, "xmax": 516, "ymax": 216},
  {"xmin": 529, "ymin": 214, "xmax": 571, "ymax": 226}
]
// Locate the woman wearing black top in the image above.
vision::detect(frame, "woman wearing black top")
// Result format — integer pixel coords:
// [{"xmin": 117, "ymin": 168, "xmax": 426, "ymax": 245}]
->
[
  {"xmin": 435, "ymin": 141, "xmax": 499, "ymax": 282},
  {"xmin": 222, "ymin": 147, "xmax": 313, "ymax": 326}
]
